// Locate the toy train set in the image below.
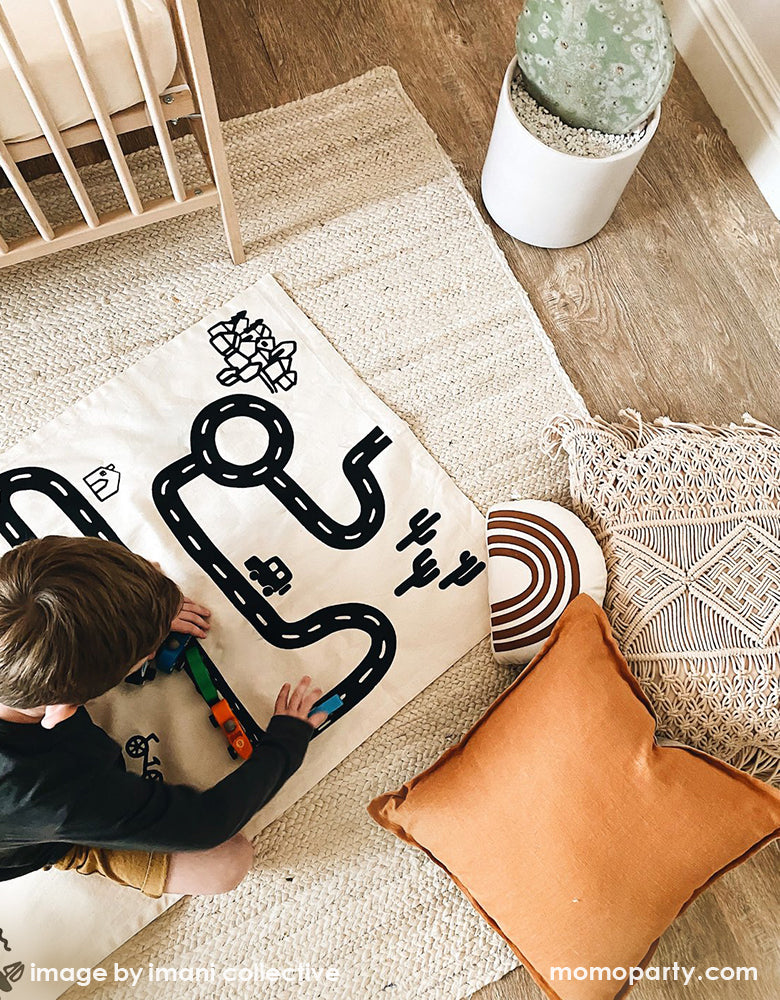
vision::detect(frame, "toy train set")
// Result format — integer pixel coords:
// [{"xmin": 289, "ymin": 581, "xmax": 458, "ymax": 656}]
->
[{"xmin": 126, "ymin": 633, "xmax": 342, "ymax": 760}]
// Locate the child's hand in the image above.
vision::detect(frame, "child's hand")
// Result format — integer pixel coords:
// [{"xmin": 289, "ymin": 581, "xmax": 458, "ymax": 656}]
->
[
  {"xmin": 171, "ymin": 597, "xmax": 211, "ymax": 638},
  {"xmin": 274, "ymin": 676, "xmax": 328, "ymax": 729}
]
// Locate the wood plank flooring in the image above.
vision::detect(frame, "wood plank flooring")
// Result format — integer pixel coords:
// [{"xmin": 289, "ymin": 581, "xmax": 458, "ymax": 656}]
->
[
  {"xmin": 197, "ymin": 3, "xmax": 779, "ymax": 999},
  {"xmin": 200, "ymin": 0, "xmax": 780, "ymax": 426}
]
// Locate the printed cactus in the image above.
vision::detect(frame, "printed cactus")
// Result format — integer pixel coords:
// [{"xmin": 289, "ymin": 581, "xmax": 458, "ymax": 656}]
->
[{"xmin": 515, "ymin": 0, "xmax": 675, "ymax": 134}]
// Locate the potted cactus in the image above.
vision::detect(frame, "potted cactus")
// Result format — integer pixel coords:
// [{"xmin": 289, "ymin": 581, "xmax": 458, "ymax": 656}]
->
[{"xmin": 481, "ymin": 0, "xmax": 675, "ymax": 247}]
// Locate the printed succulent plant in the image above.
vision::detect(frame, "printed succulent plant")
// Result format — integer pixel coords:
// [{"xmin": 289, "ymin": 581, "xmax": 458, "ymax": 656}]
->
[{"xmin": 515, "ymin": 0, "xmax": 675, "ymax": 134}]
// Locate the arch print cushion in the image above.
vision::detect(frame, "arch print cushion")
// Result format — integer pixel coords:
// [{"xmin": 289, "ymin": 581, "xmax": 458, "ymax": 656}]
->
[
  {"xmin": 486, "ymin": 500, "xmax": 606, "ymax": 664},
  {"xmin": 368, "ymin": 596, "xmax": 780, "ymax": 1000},
  {"xmin": 542, "ymin": 410, "xmax": 780, "ymax": 780}
]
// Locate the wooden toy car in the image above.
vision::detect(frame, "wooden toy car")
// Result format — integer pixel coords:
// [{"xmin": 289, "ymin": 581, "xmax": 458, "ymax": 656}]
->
[
  {"xmin": 154, "ymin": 631, "xmax": 193, "ymax": 673},
  {"xmin": 186, "ymin": 646, "xmax": 255, "ymax": 760},
  {"xmin": 209, "ymin": 698, "xmax": 253, "ymax": 760}
]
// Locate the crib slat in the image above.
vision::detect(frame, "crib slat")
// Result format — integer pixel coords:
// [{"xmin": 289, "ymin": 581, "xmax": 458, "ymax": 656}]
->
[
  {"xmin": 48, "ymin": 0, "xmax": 143, "ymax": 215},
  {"xmin": 172, "ymin": 0, "xmax": 245, "ymax": 264},
  {"xmin": 0, "ymin": 137, "xmax": 56, "ymax": 241},
  {"xmin": 0, "ymin": 6, "xmax": 98, "ymax": 228},
  {"xmin": 115, "ymin": 0, "xmax": 186, "ymax": 203}
]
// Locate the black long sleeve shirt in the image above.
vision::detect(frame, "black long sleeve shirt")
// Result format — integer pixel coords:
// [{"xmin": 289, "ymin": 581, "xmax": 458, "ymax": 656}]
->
[{"xmin": 0, "ymin": 706, "xmax": 313, "ymax": 881}]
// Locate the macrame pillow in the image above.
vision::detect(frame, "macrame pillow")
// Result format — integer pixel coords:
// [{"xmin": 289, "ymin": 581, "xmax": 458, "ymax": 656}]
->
[{"xmin": 542, "ymin": 410, "xmax": 780, "ymax": 782}]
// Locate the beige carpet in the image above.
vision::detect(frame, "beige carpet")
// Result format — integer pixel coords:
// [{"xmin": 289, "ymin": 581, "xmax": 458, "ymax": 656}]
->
[{"xmin": 1, "ymin": 68, "xmax": 587, "ymax": 999}]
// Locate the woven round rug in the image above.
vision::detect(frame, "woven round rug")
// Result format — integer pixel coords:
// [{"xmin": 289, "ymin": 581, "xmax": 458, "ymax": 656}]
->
[{"xmin": 0, "ymin": 67, "xmax": 586, "ymax": 1000}]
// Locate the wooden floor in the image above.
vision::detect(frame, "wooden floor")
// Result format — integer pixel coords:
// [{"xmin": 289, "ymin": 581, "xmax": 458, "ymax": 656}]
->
[
  {"xmin": 195, "ymin": 3, "xmax": 780, "ymax": 1000},
  {"xmin": 200, "ymin": 0, "xmax": 780, "ymax": 426}
]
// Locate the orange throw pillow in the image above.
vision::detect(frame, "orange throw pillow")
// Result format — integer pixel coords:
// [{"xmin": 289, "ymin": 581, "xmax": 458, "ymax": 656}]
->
[{"xmin": 368, "ymin": 594, "xmax": 780, "ymax": 1000}]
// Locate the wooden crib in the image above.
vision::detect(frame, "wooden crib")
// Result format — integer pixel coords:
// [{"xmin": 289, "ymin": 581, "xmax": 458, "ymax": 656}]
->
[{"xmin": 0, "ymin": 0, "xmax": 244, "ymax": 269}]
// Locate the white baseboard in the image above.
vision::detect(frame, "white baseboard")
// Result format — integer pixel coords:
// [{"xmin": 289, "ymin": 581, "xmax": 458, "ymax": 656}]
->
[{"xmin": 664, "ymin": 0, "xmax": 780, "ymax": 219}]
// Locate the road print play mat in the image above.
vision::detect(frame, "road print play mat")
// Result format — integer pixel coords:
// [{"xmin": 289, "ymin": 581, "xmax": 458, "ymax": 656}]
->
[{"xmin": 0, "ymin": 275, "xmax": 489, "ymax": 998}]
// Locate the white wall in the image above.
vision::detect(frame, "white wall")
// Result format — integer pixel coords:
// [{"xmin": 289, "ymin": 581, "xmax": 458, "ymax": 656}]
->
[
  {"xmin": 664, "ymin": 0, "xmax": 780, "ymax": 218},
  {"xmin": 735, "ymin": 0, "xmax": 780, "ymax": 78}
]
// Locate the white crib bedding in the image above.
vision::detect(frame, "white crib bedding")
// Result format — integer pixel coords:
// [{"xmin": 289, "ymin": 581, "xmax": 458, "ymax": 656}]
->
[{"xmin": 0, "ymin": 0, "xmax": 177, "ymax": 145}]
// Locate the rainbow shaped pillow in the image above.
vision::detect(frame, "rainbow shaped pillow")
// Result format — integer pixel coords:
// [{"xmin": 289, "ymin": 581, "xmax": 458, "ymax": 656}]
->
[{"xmin": 486, "ymin": 500, "xmax": 607, "ymax": 665}]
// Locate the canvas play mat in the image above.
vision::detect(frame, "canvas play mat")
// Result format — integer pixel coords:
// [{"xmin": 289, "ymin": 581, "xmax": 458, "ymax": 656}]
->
[
  {"xmin": 0, "ymin": 68, "xmax": 588, "ymax": 1000},
  {"xmin": 0, "ymin": 273, "xmax": 492, "ymax": 995}
]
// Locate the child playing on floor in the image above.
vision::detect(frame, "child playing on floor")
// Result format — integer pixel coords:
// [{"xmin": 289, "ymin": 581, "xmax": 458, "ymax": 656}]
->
[{"xmin": 0, "ymin": 536, "xmax": 328, "ymax": 897}]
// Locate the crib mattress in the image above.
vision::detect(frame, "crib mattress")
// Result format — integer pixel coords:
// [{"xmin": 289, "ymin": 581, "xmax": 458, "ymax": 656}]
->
[{"xmin": 0, "ymin": 0, "xmax": 178, "ymax": 145}]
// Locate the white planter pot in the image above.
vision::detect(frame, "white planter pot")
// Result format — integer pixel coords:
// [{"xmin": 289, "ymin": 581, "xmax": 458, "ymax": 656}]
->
[{"xmin": 481, "ymin": 57, "xmax": 661, "ymax": 248}]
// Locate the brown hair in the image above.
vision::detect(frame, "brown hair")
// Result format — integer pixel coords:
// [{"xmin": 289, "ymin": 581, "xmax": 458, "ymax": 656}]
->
[{"xmin": 0, "ymin": 536, "xmax": 182, "ymax": 708}]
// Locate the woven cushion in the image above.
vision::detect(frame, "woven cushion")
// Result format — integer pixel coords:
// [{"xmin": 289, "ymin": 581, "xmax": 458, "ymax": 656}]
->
[
  {"xmin": 368, "ymin": 595, "xmax": 780, "ymax": 1000},
  {"xmin": 486, "ymin": 500, "xmax": 606, "ymax": 664},
  {"xmin": 542, "ymin": 410, "xmax": 780, "ymax": 781}
]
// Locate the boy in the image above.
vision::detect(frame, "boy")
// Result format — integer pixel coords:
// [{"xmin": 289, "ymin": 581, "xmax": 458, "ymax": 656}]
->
[{"xmin": 0, "ymin": 535, "xmax": 328, "ymax": 898}]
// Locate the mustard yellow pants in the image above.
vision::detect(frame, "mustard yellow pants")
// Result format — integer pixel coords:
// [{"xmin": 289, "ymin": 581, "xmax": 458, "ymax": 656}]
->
[{"xmin": 45, "ymin": 845, "xmax": 170, "ymax": 898}]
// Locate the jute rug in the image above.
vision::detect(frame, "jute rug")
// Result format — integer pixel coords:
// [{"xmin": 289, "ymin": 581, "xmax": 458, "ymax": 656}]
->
[{"xmin": 0, "ymin": 68, "xmax": 587, "ymax": 1000}]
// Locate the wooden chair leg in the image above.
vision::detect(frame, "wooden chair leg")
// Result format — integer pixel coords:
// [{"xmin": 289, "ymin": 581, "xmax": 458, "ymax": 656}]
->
[{"xmin": 172, "ymin": 0, "xmax": 245, "ymax": 264}]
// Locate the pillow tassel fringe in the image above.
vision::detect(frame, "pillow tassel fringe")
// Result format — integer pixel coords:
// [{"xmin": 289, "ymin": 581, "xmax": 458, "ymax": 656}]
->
[{"xmin": 542, "ymin": 409, "xmax": 780, "ymax": 458}]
